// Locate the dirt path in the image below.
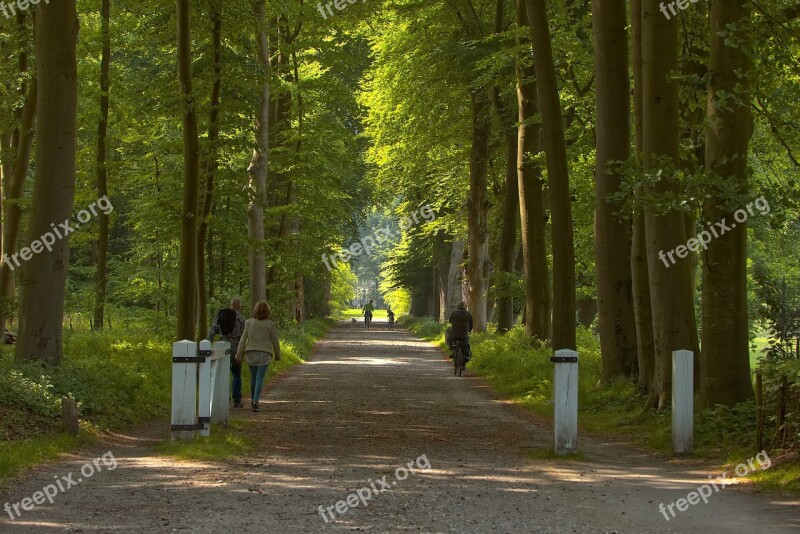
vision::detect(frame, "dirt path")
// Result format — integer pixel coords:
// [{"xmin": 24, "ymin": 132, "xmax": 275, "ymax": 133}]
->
[{"xmin": 1, "ymin": 321, "xmax": 798, "ymax": 533}]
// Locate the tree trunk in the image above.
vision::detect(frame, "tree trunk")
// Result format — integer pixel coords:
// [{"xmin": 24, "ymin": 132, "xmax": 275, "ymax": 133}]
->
[
  {"xmin": 630, "ymin": 0, "xmax": 655, "ymax": 391},
  {"xmin": 497, "ymin": 130, "xmax": 519, "ymax": 333},
  {"xmin": 641, "ymin": 0, "xmax": 699, "ymax": 409},
  {"xmin": 516, "ymin": 0, "xmax": 550, "ymax": 341},
  {"xmin": 524, "ymin": 0, "xmax": 576, "ymax": 350},
  {"xmin": 196, "ymin": 0, "xmax": 222, "ymax": 338},
  {"xmin": 93, "ymin": 0, "xmax": 111, "ymax": 331},
  {"xmin": 247, "ymin": 0, "xmax": 270, "ymax": 311},
  {"xmin": 591, "ymin": 0, "xmax": 637, "ymax": 379},
  {"xmin": 701, "ymin": 0, "xmax": 755, "ymax": 407},
  {"xmin": 176, "ymin": 0, "xmax": 202, "ymax": 340},
  {"xmin": 0, "ymin": 77, "xmax": 36, "ymax": 333},
  {"xmin": 15, "ymin": 0, "xmax": 78, "ymax": 365},
  {"xmin": 466, "ymin": 89, "xmax": 491, "ymax": 333}
]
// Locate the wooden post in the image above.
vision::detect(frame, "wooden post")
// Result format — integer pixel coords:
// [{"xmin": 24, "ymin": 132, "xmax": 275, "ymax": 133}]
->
[
  {"xmin": 197, "ymin": 339, "xmax": 213, "ymax": 437},
  {"xmin": 61, "ymin": 397, "xmax": 79, "ymax": 436},
  {"xmin": 551, "ymin": 349, "xmax": 578, "ymax": 455},
  {"xmin": 171, "ymin": 340, "xmax": 197, "ymax": 441},
  {"xmin": 755, "ymin": 368, "xmax": 763, "ymax": 453},
  {"xmin": 672, "ymin": 349, "xmax": 693, "ymax": 454},
  {"xmin": 211, "ymin": 341, "xmax": 231, "ymax": 426}
]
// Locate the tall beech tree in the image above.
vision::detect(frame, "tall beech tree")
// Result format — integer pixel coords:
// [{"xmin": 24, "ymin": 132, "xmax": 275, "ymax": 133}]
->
[
  {"xmin": 515, "ymin": 0, "xmax": 550, "ymax": 340},
  {"xmin": 524, "ymin": 0, "xmax": 576, "ymax": 350},
  {"xmin": 15, "ymin": 0, "xmax": 79, "ymax": 364},
  {"xmin": 701, "ymin": 0, "xmax": 755, "ymax": 407},
  {"xmin": 176, "ymin": 0, "xmax": 201, "ymax": 340},
  {"xmin": 246, "ymin": 0, "xmax": 270, "ymax": 311},
  {"xmin": 196, "ymin": 0, "xmax": 223, "ymax": 337},
  {"xmin": 641, "ymin": 0, "xmax": 699, "ymax": 409},
  {"xmin": 630, "ymin": 0, "xmax": 656, "ymax": 391},
  {"xmin": 0, "ymin": 15, "xmax": 35, "ymax": 334},
  {"xmin": 591, "ymin": 0, "xmax": 637, "ymax": 378},
  {"xmin": 93, "ymin": 0, "xmax": 111, "ymax": 330}
]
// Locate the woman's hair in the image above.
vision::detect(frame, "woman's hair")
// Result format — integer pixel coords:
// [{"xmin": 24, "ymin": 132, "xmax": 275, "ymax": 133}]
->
[{"xmin": 253, "ymin": 300, "xmax": 271, "ymax": 320}]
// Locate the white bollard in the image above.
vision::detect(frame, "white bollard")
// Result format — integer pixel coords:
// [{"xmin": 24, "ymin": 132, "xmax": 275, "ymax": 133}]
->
[
  {"xmin": 171, "ymin": 340, "xmax": 197, "ymax": 441},
  {"xmin": 211, "ymin": 341, "xmax": 231, "ymax": 426},
  {"xmin": 672, "ymin": 349, "xmax": 693, "ymax": 454},
  {"xmin": 551, "ymin": 349, "xmax": 579, "ymax": 455},
  {"xmin": 197, "ymin": 340, "xmax": 213, "ymax": 437}
]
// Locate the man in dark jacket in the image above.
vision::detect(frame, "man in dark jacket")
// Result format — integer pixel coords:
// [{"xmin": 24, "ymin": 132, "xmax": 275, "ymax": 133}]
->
[
  {"xmin": 448, "ymin": 302, "xmax": 473, "ymax": 360},
  {"xmin": 208, "ymin": 298, "xmax": 246, "ymax": 407}
]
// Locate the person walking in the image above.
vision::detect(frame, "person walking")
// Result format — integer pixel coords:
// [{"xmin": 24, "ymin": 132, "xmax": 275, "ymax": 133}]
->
[
  {"xmin": 208, "ymin": 298, "xmax": 246, "ymax": 407},
  {"xmin": 235, "ymin": 300, "xmax": 281, "ymax": 412}
]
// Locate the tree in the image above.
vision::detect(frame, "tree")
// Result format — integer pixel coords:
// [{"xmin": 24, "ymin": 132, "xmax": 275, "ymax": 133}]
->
[
  {"xmin": 176, "ymin": 0, "xmax": 201, "ymax": 340},
  {"xmin": 629, "ymin": 0, "xmax": 656, "ymax": 391},
  {"xmin": 515, "ymin": 0, "xmax": 550, "ymax": 340},
  {"xmin": 0, "ymin": 14, "xmax": 35, "ymax": 334},
  {"xmin": 93, "ymin": 0, "xmax": 111, "ymax": 330},
  {"xmin": 524, "ymin": 0, "xmax": 576, "ymax": 350},
  {"xmin": 591, "ymin": 0, "xmax": 637, "ymax": 378},
  {"xmin": 246, "ymin": 0, "xmax": 269, "ymax": 312},
  {"xmin": 640, "ymin": 0, "xmax": 699, "ymax": 409},
  {"xmin": 196, "ymin": 0, "xmax": 223, "ymax": 337},
  {"xmin": 15, "ymin": 0, "xmax": 79, "ymax": 364},
  {"xmin": 701, "ymin": 0, "xmax": 755, "ymax": 407}
]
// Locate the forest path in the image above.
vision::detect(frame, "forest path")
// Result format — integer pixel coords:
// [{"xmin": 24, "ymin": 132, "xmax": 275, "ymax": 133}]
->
[{"xmin": 1, "ymin": 321, "xmax": 798, "ymax": 533}]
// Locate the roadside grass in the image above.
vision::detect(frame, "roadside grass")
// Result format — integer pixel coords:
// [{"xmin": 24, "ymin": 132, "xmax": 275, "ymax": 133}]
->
[
  {"xmin": 340, "ymin": 308, "xmax": 388, "ymax": 319},
  {"xmin": 156, "ymin": 419, "xmax": 256, "ymax": 461},
  {"xmin": 400, "ymin": 315, "xmax": 798, "ymax": 494},
  {"xmin": 0, "ymin": 317, "xmax": 335, "ymax": 483}
]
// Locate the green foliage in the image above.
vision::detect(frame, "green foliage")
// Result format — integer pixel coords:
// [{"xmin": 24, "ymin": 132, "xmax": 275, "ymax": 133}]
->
[
  {"xmin": 400, "ymin": 315, "xmax": 447, "ymax": 341},
  {"xmin": 0, "ymin": 330, "xmax": 172, "ymax": 434}
]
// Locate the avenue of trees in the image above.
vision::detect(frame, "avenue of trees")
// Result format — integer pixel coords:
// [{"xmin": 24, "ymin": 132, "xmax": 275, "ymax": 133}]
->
[{"xmin": 1, "ymin": 0, "xmax": 799, "ymax": 424}]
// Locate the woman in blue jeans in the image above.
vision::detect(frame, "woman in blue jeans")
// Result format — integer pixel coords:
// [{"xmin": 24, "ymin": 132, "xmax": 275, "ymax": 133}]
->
[{"xmin": 235, "ymin": 300, "xmax": 281, "ymax": 412}]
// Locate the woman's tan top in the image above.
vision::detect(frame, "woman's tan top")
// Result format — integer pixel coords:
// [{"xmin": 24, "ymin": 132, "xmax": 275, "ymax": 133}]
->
[{"xmin": 235, "ymin": 318, "xmax": 281, "ymax": 364}]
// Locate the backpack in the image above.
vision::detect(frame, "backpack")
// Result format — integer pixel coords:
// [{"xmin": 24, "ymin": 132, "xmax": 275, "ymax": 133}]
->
[{"xmin": 216, "ymin": 308, "xmax": 237, "ymax": 337}]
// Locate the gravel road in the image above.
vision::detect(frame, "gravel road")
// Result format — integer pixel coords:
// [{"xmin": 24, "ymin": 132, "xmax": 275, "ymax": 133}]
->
[{"xmin": 1, "ymin": 320, "xmax": 798, "ymax": 533}]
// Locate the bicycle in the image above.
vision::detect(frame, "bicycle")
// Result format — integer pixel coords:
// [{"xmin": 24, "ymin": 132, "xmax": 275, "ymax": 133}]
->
[{"xmin": 452, "ymin": 339, "xmax": 468, "ymax": 376}]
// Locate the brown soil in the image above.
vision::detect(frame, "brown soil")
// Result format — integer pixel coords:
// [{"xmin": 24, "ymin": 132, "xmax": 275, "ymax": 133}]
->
[{"xmin": 1, "ymin": 321, "xmax": 798, "ymax": 533}]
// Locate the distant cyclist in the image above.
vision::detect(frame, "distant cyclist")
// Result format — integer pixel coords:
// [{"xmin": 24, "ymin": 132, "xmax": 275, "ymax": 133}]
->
[
  {"xmin": 448, "ymin": 302, "xmax": 473, "ymax": 361},
  {"xmin": 362, "ymin": 300, "xmax": 375, "ymax": 329},
  {"xmin": 387, "ymin": 307, "xmax": 396, "ymax": 330}
]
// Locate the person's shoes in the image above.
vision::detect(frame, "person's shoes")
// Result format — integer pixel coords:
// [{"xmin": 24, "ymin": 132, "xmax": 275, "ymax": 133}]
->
[
  {"xmin": 252, "ymin": 403, "xmax": 260, "ymax": 412},
  {"xmin": 233, "ymin": 401, "xmax": 243, "ymax": 408}
]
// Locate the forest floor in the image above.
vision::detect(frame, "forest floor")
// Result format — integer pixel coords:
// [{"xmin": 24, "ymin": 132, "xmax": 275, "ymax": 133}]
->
[{"xmin": 0, "ymin": 321, "xmax": 798, "ymax": 533}]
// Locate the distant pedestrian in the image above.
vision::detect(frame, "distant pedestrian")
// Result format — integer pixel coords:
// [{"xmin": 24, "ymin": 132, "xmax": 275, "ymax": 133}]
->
[
  {"xmin": 235, "ymin": 300, "xmax": 281, "ymax": 412},
  {"xmin": 208, "ymin": 298, "xmax": 246, "ymax": 407},
  {"xmin": 362, "ymin": 299, "xmax": 375, "ymax": 329}
]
